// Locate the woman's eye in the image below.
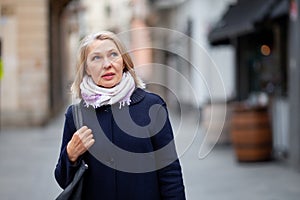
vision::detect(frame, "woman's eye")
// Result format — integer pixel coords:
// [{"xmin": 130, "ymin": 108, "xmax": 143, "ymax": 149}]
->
[
  {"xmin": 92, "ymin": 55, "xmax": 101, "ymax": 61},
  {"xmin": 111, "ymin": 52, "xmax": 119, "ymax": 57}
]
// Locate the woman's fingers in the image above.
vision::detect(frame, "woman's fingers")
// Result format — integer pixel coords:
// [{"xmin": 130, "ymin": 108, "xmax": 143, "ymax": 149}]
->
[
  {"xmin": 77, "ymin": 126, "xmax": 91, "ymax": 139},
  {"xmin": 77, "ymin": 127, "xmax": 94, "ymax": 148},
  {"xmin": 67, "ymin": 126, "xmax": 95, "ymax": 162},
  {"xmin": 85, "ymin": 138, "xmax": 95, "ymax": 150},
  {"xmin": 77, "ymin": 126, "xmax": 89, "ymax": 136}
]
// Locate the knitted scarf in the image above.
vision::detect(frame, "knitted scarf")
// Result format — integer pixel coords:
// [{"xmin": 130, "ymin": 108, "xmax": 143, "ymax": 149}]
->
[{"xmin": 80, "ymin": 72, "xmax": 137, "ymax": 109}]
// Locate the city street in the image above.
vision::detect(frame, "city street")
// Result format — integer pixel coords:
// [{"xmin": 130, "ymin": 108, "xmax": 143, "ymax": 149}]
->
[
  {"xmin": 1, "ymin": 1, "xmax": 300, "ymax": 199},
  {"xmin": 0, "ymin": 109, "xmax": 300, "ymax": 200}
]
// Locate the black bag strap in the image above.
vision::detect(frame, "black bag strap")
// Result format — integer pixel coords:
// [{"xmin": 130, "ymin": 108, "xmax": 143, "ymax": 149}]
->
[{"xmin": 72, "ymin": 102, "xmax": 83, "ymax": 130}]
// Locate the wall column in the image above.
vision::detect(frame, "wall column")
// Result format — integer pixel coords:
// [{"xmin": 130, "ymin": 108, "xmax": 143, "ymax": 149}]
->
[{"xmin": 288, "ymin": 0, "xmax": 300, "ymax": 170}]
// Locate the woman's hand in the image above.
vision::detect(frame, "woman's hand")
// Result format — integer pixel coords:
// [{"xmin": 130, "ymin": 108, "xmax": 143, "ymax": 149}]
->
[{"xmin": 66, "ymin": 126, "xmax": 95, "ymax": 163}]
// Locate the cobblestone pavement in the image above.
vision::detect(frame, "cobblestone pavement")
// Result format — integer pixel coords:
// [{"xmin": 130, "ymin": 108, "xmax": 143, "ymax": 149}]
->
[{"xmin": 0, "ymin": 110, "xmax": 300, "ymax": 200}]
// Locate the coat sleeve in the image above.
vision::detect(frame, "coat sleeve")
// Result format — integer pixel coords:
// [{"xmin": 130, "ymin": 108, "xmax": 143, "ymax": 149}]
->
[
  {"xmin": 54, "ymin": 106, "xmax": 83, "ymax": 189},
  {"xmin": 150, "ymin": 99, "xmax": 186, "ymax": 200}
]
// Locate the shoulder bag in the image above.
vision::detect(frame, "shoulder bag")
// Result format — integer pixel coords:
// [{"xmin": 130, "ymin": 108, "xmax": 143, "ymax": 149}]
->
[{"xmin": 55, "ymin": 103, "xmax": 87, "ymax": 200}]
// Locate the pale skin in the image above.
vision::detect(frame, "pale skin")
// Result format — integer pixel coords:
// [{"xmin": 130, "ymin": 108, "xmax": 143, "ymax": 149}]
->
[{"xmin": 67, "ymin": 39, "xmax": 124, "ymax": 162}]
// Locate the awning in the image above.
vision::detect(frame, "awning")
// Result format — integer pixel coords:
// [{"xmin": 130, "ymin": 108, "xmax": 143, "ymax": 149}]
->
[
  {"xmin": 208, "ymin": 0, "xmax": 288, "ymax": 45},
  {"xmin": 270, "ymin": 0, "xmax": 289, "ymax": 19}
]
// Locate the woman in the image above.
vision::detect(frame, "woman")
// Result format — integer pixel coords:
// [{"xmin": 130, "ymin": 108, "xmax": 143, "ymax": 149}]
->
[{"xmin": 54, "ymin": 31, "xmax": 186, "ymax": 200}]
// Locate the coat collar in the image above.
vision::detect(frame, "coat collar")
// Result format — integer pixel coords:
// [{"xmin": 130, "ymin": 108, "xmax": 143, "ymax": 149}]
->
[{"xmin": 130, "ymin": 88, "xmax": 146, "ymax": 105}]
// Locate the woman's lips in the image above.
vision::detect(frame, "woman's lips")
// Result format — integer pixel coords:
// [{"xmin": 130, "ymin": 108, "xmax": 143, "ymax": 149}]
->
[{"xmin": 102, "ymin": 73, "xmax": 115, "ymax": 80}]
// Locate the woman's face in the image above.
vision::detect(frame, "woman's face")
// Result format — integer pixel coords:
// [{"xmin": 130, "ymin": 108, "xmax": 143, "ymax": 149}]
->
[{"xmin": 86, "ymin": 39, "xmax": 124, "ymax": 88}]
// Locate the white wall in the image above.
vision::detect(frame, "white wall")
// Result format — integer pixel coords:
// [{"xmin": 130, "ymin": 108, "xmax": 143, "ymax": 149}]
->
[
  {"xmin": 81, "ymin": 0, "xmax": 132, "ymax": 33},
  {"xmin": 166, "ymin": 0, "xmax": 236, "ymax": 106}
]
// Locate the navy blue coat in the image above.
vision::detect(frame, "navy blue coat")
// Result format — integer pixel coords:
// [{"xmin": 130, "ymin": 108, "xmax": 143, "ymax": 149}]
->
[{"xmin": 55, "ymin": 88, "xmax": 186, "ymax": 200}]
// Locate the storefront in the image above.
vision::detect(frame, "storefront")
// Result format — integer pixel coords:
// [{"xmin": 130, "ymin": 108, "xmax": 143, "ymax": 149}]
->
[{"xmin": 209, "ymin": 0, "xmax": 300, "ymax": 169}]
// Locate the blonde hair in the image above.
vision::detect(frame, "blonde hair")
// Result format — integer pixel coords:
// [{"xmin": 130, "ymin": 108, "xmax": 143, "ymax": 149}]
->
[{"xmin": 71, "ymin": 31, "xmax": 144, "ymax": 98}]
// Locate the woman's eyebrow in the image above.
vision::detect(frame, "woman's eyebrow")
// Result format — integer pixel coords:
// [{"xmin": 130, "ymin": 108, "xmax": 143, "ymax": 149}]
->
[
  {"xmin": 107, "ymin": 48, "xmax": 118, "ymax": 53},
  {"xmin": 88, "ymin": 49, "xmax": 101, "ymax": 56}
]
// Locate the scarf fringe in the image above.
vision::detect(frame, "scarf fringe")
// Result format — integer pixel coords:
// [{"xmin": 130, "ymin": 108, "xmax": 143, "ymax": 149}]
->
[{"xmin": 80, "ymin": 72, "xmax": 137, "ymax": 109}]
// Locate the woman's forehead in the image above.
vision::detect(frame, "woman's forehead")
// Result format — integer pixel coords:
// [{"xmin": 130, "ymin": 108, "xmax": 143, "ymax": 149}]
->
[{"xmin": 88, "ymin": 39, "xmax": 119, "ymax": 54}]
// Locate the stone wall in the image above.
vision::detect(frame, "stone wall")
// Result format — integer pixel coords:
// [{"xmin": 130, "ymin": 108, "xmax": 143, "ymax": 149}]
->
[{"xmin": 0, "ymin": 0, "xmax": 49, "ymax": 126}]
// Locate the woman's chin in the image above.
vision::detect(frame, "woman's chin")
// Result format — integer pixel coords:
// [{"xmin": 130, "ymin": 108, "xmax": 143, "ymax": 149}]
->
[{"xmin": 97, "ymin": 82, "xmax": 117, "ymax": 88}]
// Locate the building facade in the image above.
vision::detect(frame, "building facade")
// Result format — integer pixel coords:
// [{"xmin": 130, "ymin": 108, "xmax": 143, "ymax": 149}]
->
[
  {"xmin": 0, "ymin": 0, "xmax": 49, "ymax": 126},
  {"xmin": 0, "ymin": 0, "xmax": 148, "ymax": 126},
  {"xmin": 147, "ymin": 0, "xmax": 236, "ymax": 108}
]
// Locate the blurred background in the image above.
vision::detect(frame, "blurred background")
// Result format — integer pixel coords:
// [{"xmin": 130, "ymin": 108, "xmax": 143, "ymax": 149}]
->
[{"xmin": 0, "ymin": 0, "xmax": 300, "ymax": 199}]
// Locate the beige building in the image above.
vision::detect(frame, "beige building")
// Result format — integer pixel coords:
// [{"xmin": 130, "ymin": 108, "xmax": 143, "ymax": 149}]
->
[
  {"xmin": 0, "ymin": 0, "xmax": 77, "ymax": 127},
  {"xmin": 0, "ymin": 0, "xmax": 49, "ymax": 126}
]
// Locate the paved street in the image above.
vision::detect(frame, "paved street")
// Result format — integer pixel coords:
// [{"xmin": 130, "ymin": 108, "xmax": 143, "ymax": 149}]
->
[{"xmin": 0, "ymin": 109, "xmax": 300, "ymax": 200}]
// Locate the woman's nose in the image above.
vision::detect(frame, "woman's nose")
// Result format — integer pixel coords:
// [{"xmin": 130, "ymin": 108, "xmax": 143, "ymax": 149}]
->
[{"xmin": 103, "ymin": 57, "xmax": 112, "ymax": 69}]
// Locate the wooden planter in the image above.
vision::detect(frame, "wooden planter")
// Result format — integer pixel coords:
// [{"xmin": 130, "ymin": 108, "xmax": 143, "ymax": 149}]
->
[{"xmin": 230, "ymin": 104, "xmax": 272, "ymax": 162}]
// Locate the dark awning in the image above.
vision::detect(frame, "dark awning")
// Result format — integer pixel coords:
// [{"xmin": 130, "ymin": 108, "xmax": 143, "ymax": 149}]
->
[
  {"xmin": 270, "ymin": 0, "xmax": 289, "ymax": 19},
  {"xmin": 208, "ymin": 0, "xmax": 288, "ymax": 45}
]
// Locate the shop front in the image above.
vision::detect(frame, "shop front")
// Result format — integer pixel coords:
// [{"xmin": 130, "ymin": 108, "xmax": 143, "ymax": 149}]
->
[{"xmin": 208, "ymin": 0, "xmax": 295, "ymax": 164}]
